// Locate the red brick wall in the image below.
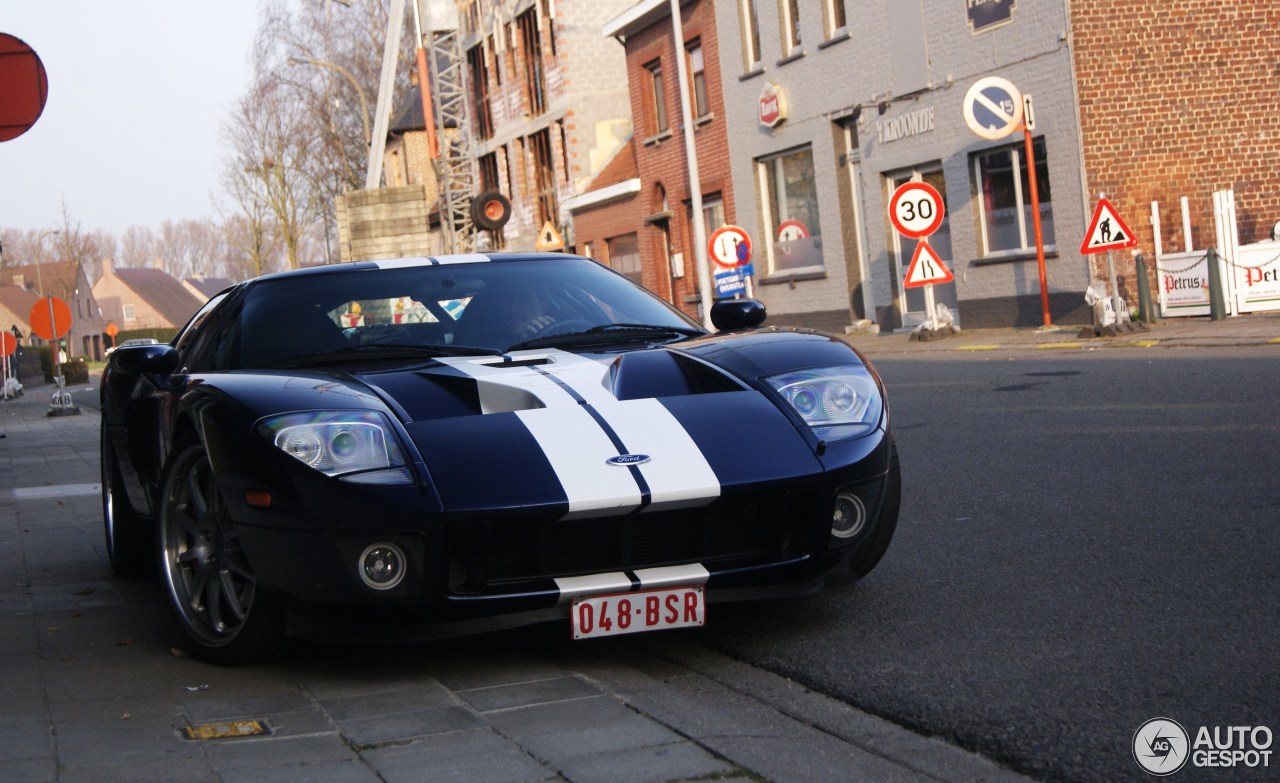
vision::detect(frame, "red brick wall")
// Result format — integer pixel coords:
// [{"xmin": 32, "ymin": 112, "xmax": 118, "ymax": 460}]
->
[
  {"xmin": 1071, "ymin": 1, "xmax": 1280, "ymax": 299},
  {"xmin": 624, "ymin": 0, "xmax": 735, "ymax": 316}
]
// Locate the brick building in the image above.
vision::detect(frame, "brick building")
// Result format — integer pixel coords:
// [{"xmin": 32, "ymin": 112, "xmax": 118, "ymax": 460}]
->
[
  {"xmin": 456, "ymin": 0, "xmax": 635, "ymax": 252},
  {"xmin": 1071, "ymin": 1, "xmax": 1280, "ymax": 302},
  {"xmin": 567, "ymin": 0, "xmax": 734, "ymax": 320},
  {"xmin": 707, "ymin": 0, "xmax": 1279, "ymax": 331}
]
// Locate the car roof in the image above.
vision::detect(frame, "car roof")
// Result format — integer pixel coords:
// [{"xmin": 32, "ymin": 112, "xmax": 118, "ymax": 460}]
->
[{"xmin": 251, "ymin": 252, "xmax": 584, "ymax": 285}]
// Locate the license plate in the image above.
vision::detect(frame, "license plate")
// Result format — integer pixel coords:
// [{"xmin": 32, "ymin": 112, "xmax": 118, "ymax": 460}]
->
[{"xmin": 571, "ymin": 586, "xmax": 705, "ymax": 640}]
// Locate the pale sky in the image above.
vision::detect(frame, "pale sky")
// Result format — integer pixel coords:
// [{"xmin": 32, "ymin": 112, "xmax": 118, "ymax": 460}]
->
[{"xmin": 1, "ymin": 1, "xmax": 261, "ymax": 237}]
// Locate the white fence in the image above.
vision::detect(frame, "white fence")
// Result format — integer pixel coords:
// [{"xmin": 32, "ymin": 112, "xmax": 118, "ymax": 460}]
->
[{"xmin": 1151, "ymin": 190, "xmax": 1280, "ymax": 318}]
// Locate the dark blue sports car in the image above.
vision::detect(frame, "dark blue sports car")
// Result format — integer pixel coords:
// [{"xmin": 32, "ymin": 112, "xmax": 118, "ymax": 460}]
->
[{"xmin": 100, "ymin": 253, "xmax": 899, "ymax": 664}]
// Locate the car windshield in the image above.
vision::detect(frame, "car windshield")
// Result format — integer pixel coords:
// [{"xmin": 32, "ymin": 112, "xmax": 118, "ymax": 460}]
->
[{"xmin": 232, "ymin": 256, "xmax": 704, "ymax": 369}]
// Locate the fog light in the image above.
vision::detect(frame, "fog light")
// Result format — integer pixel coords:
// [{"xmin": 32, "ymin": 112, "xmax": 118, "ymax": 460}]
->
[
  {"xmin": 359, "ymin": 543, "xmax": 406, "ymax": 590},
  {"xmin": 831, "ymin": 491, "xmax": 867, "ymax": 539}
]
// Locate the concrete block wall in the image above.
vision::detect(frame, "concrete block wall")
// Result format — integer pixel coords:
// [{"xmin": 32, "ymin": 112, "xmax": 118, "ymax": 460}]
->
[{"xmin": 713, "ymin": 0, "xmax": 1093, "ymax": 329}]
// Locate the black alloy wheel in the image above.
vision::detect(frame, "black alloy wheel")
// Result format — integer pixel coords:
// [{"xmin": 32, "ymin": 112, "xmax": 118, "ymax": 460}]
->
[{"xmin": 158, "ymin": 439, "xmax": 283, "ymax": 665}]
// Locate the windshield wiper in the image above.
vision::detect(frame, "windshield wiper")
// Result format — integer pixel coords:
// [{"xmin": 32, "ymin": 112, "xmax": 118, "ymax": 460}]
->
[
  {"xmin": 257, "ymin": 343, "xmax": 502, "ymax": 368},
  {"xmin": 506, "ymin": 323, "xmax": 703, "ymax": 352}
]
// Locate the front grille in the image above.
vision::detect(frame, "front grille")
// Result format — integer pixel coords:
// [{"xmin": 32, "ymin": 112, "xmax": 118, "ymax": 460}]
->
[{"xmin": 448, "ymin": 489, "xmax": 820, "ymax": 594}]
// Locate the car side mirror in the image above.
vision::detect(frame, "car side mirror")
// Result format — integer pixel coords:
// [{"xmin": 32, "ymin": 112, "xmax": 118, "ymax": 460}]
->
[
  {"xmin": 110, "ymin": 343, "xmax": 179, "ymax": 375},
  {"xmin": 710, "ymin": 299, "xmax": 767, "ymax": 331}
]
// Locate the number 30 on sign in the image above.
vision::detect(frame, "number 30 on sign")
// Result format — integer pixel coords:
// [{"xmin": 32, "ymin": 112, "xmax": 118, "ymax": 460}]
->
[{"xmin": 888, "ymin": 181, "xmax": 945, "ymax": 239}]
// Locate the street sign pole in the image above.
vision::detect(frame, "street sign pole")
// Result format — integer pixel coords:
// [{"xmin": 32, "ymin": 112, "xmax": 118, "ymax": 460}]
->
[{"xmin": 1023, "ymin": 124, "xmax": 1051, "ymax": 326}]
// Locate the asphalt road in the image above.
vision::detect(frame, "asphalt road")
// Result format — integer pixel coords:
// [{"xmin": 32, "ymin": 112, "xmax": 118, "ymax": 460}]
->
[{"xmin": 696, "ymin": 346, "xmax": 1279, "ymax": 783}]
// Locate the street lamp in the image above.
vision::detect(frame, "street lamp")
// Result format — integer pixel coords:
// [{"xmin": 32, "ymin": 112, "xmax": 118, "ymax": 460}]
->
[{"xmin": 287, "ymin": 56, "xmax": 371, "ymax": 148}]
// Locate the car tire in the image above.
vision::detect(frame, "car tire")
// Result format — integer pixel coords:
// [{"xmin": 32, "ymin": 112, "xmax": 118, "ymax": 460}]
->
[
  {"xmin": 101, "ymin": 416, "xmax": 151, "ymax": 578},
  {"xmin": 157, "ymin": 438, "xmax": 284, "ymax": 665},
  {"xmin": 848, "ymin": 444, "xmax": 901, "ymax": 579}
]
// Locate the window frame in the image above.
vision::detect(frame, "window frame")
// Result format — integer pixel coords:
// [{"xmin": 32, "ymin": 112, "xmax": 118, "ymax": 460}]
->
[
  {"xmin": 971, "ymin": 137, "xmax": 1056, "ymax": 258},
  {"xmin": 685, "ymin": 41, "xmax": 709, "ymax": 118},
  {"xmin": 645, "ymin": 59, "xmax": 669, "ymax": 135},
  {"xmin": 823, "ymin": 0, "xmax": 847, "ymax": 40},
  {"xmin": 756, "ymin": 145, "xmax": 825, "ymax": 277},
  {"xmin": 780, "ymin": 0, "xmax": 802, "ymax": 57},
  {"xmin": 739, "ymin": 0, "xmax": 762, "ymax": 72}
]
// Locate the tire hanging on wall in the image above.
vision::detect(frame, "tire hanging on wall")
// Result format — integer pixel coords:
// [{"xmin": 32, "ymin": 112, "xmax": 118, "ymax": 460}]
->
[{"xmin": 470, "ymin": 191, "xmax": 512, "ymax": 231}]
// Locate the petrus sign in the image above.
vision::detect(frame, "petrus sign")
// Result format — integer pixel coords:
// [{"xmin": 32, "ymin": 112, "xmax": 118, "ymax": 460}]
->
[{"xmin": 967, "ymin": 0, "xmax": 1016, "ymax": 34}]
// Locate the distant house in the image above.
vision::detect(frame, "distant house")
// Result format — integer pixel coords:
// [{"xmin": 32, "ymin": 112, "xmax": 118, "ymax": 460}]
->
[
  {"xmin": 1, "ymin": 260, "xmax": 109, "ymax": 359},
  {"xmin": 93, "ymin": 261, "xmax": 205, "ymax": 335},
  {"xmin": 182, "ymin": 275, "xmax": 235, "ymax": 302},
  {"xmin": 0, "ymin": 284, "xmax": 40, "ymax": 347}
]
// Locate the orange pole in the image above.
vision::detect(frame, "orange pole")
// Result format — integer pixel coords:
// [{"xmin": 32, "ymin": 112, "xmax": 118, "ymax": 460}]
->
[
  {"xmin": 1024, "ymin": 126, "xmax": 1051, "ymax": 326},
  {"xmin": 416, "ymin": 47, "xmax": 439, "ymax": 160}
]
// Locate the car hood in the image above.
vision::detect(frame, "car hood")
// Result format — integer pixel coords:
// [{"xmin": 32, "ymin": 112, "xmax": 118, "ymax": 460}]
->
[{"xmin": 358, "ymin": 347, "xmax": 825, "ymax": 517}]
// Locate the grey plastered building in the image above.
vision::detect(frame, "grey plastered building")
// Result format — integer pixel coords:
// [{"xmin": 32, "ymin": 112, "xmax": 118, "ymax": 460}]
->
[{"xmin": 714, "ymin": 0, "xmax": 1092, "ymax": 330}]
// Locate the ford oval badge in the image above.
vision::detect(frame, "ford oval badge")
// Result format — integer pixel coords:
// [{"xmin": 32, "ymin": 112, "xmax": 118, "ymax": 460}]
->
[{"xmin": 606, "ymin": 454, "xmax": 651, "ymax": 466}]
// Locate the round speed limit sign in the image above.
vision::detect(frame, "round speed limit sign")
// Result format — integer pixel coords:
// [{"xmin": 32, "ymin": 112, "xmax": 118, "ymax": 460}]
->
[{"xmin": 888, "ymin": 181, "xmax": 945, "ymax": 238}]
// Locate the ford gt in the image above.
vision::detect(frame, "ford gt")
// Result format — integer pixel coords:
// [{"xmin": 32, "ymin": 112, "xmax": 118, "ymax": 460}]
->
[{"xmin": 100, "ymin": 253, "xmax": 899, "ymax": 664}]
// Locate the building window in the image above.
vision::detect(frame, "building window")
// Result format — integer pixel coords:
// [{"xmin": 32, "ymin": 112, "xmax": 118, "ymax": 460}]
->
[
  {"xmin": 607, "ymin": 233, "xmax": 642, "ymax": 284},
  {"xmin": 758, "ymin": 146, "xmax": 823, "ymax": 274},
  {"xmin": 824, "ymin": 0, "xmax": 847, "ymax": 39},
  {"xmin": 123, "ymin": 303, "xmax": 136, "ymax": 321},
  {"xmin": 645, "ymin": 60, "xmax": 669, "ymax": 134},
  {"xmin": 468, "ymin": 44, "xmax": 494, "ymax": 140},
  {"xmin": 517, "ymin": 8, "xmax": 547, "ymax": 117},
  {"xmin": 488, "ymin": 35, "xmax": 501, "ymax": 86},
  {"xmin": 972, "ymin": 138, "xmax": 1055, "ymax": 256},
  {"xmin": 529, "ymin": 128, "xmax": 558, "ymax": 228},
  {"xmin": 781, "ymin": 0, "xmax": 801, "ymax": 56},
  {"xmin": 686, "ymin": 42, "xmax": 708, "ymax": 118},
  {"xmin": 739, "ymin": 0, "xmax": 762, "ymax": 72}
]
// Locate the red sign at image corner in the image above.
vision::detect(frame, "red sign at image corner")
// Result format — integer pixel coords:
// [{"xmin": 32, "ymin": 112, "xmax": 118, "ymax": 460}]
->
[{"xmin": 0, "ymin": 33, "xmax": 50, "ymax": 143}]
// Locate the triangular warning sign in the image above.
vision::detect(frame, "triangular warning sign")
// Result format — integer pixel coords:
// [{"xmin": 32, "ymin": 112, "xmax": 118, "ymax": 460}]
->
[
  {"xmin": 535, "ymin": 220, "xmax": 565, "ymax": 251},
  {"xmin": 903, "ymin": 242, "xmax": 954, "ymax": 288},
  {"xmin": 1080, "ymin": 197, "xmax": 1138, "ymax": 255}
]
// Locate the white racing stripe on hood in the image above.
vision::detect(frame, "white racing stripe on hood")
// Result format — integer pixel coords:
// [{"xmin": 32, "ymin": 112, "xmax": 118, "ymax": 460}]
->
[{"xmin": 436, "ymin": 349, "xmax": 720, "ymax": 517}]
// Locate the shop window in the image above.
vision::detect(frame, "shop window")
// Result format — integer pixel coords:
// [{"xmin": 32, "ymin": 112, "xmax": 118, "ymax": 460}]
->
[
  {"xmin": 972, "ymin": 138, "xmax": 1055, "ymax": 256},
  {"xmin": 758, "ymin": 146, "xmax": 823, "ymax": 274},
  {"xmin": 739, "ymin": 0, "xmax": 762, "ymax": 72},
  {"xmin": 645, "ymin": 60, "xmax": 669, "ymax": 134},
  {"xmin": 686, "ymin": 42, "xmax": 708, "ymax": 118},
  {"xmin": 607, "ymin": 233, "xmax": 643, "ymax": 284}
]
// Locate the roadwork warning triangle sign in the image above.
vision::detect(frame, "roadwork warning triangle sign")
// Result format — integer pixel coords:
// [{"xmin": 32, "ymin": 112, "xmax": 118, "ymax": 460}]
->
[
  {"xmin": 535, "ymin": 221, "xmax": 565, "ymax": 252},
  {"xmin": 903, "ymin": 242, "xmax": 954, "ymax": 288},
  {"xmin": 1080, "ymin": 197, "xmax": 1138, "ymax": 255}
]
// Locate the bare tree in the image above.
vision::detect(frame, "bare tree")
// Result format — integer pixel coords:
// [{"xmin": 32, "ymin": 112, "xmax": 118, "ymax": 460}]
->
[
  {"xmin": 224, "ymin": 75, "xmax": 321, "ymax": 270},
  {"xmin": 119, "ymin": 225, "xmax": 157, "ymax": 269}
]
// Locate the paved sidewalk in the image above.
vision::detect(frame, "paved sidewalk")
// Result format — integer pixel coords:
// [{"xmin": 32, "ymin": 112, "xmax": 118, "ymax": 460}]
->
[
  {"xmin": 0, "ymin": 383, "xmax": 1031, "ymax": 782},
  {"xmin": 841, "ymin": 311, "xmax": 1280, "ymax": 355}
]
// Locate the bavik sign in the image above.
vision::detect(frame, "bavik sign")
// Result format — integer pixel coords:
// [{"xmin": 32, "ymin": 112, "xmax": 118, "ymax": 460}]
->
[{"xmin": 758, "ymin": 81, "xmax": 788, "ymax": 129}]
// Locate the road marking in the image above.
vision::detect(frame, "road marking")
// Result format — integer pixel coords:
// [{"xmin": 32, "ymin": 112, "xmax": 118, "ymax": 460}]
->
[
  {"xmin": 953, "ymin": 345, "xmax": 1000, "ymax": 351},
  {"xmin": 1036, "ymin": 342, "xmax": 1085, "ymax": 350},
  {"xmin": 1111, "ymin": 340, "xmax": 1161, "ymax": 348},
  {"xmin": 13, "ymin": 483, "xmax": 100, "ymax": 500},
  {"xmin": 1268, "ymin": 337, "xmax": 1280, "ymax": 344}
]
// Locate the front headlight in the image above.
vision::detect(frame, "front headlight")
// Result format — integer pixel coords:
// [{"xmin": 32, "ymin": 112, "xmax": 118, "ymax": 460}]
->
[
  {"xmin": 258, "ymin": 411, "xmax": 413, "ymax": 484},
  {"xmin": 765, "ymin": 365, "xmax": 883, "ymax": 442}
]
